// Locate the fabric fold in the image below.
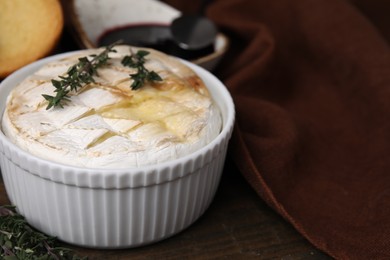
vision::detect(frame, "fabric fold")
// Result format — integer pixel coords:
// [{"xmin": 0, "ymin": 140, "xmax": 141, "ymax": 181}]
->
[{"xmin": 165, "ymin": 0, "xmax": 390, "ymax": 258}]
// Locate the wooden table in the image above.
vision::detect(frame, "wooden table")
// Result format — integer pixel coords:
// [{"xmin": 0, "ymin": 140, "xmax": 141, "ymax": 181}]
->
[
  {"xmin": 0, "ymin": 31, "xmax": 331, "ymax": 260},
  {"xmin": 0, "ymin": 158, "xmax": 329, "ymax": 259}
]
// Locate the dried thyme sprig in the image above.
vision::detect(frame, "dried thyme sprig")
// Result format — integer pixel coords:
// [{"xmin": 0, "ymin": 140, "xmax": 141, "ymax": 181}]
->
[
  {"xmin": 42, "ymin": 43, "xmax": 118, "ymax": 110},
  {"xmin": 0, "ymin": 205, "xmax": 86, "ymax": 259},
  {"xmin": 121, "ymin": 49, "xmax": 163, "ymax": 90}
]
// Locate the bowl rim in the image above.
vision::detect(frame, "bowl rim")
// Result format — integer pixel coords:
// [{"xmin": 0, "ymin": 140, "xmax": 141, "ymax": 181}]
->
[
  {"xmin": 0, "ymin": 49, "xmax": 235, "ymax": 188},
  {"xmin": 66, "ymin": 0, "xmax": 229, "ymax": 65}
]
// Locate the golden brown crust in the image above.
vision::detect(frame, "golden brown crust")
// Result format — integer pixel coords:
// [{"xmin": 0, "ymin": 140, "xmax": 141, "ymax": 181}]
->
[
  {"xmin": 0, "ymin": 0, "xmax": 64, "ymax": 78},
  {"xmin": 135, "ymin": 46, "xmax": 211, "ymax": 97}
]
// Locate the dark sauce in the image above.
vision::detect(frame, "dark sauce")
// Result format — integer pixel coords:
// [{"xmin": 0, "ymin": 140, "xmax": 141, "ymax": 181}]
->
[
  {"xmin": 98, "ymin": 16, "xmax": 217, "ymax": 60},
  {"xmin": 98, "ymin": 23, "xmax": 172, "ymax": 52}
]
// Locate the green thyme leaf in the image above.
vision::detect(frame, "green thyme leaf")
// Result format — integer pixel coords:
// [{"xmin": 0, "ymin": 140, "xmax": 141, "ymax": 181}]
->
[
  {"xmin": 121, "ymin": 50, "xmax": 163, "ymax": 90},
  {"xmin": 0, "ymin": 206, "xmax": 86, "ymax": 259},
  {"xmin": 42, "ymin": 44, "xmax": 162, "ymax": 109},
  {"xmin": 42, "ymin": 42, "xmax": 118, "ymax": 110}
]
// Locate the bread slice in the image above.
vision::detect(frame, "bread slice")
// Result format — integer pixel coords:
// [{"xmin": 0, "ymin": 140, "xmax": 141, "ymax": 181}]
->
[{"xmin": 0, "ymin": 0, "xmax": 63, "ymax": 78}]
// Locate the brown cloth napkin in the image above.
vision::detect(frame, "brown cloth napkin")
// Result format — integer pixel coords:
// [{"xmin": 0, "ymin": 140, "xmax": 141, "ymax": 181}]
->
[{"xmin": 165, "ymin": 0, "xmax": 390, "ymax": 259}]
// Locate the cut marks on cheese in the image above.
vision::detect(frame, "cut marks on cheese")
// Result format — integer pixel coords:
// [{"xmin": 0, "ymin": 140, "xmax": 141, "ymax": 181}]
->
[{"xmin": 2, "ymin": 46, "xmax": 222, "ymax": 168}]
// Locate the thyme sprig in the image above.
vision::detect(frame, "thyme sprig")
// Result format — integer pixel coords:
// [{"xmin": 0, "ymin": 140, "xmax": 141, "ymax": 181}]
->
[
  {"xmin": 0, "ymin": 205, "xmax": 85, "ymax": 259},
  {"xmin": 121, "ymin": 50, "xmax": 163, "ymax": 90},
  {"xmin": 42, "ymin": 43, "xmax": 118, "ymax": 110},
  {"xmin": 43, "ymin": 45, "xmax": 163, "ymax": 110}
]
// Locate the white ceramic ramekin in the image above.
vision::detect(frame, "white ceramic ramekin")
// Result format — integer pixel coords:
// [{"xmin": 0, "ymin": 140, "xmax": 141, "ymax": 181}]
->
[{"xmin": 0, "ymin": 51, "xmax": 235, "ymax": 248}]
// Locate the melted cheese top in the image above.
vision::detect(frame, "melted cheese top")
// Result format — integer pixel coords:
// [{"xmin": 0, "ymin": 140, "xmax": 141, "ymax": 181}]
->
[{"xmin": 2, "ymin": 46, "xmax": 222, "ymax": 168}]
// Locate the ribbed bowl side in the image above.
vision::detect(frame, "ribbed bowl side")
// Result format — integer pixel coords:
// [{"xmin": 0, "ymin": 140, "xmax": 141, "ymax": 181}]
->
[
  {"xmin": 0, "ymin": 48, "xmax": 234, "ymax": 248},
  {"xmin": 0, "ymin": 140, "xmax": 228, "ymax": 248}
]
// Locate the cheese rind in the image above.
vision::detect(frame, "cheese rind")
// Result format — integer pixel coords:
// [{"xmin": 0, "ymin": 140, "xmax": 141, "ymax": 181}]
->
[{"xmin": 2, "ymin": 46, "xmax": 222, "ymax": 168}]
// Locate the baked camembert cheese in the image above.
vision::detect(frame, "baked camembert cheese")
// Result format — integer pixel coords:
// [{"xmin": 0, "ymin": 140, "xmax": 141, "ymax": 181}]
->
[{"xmin": 2, "ymin": 46, "xmax": 222, "ymax": 168}]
